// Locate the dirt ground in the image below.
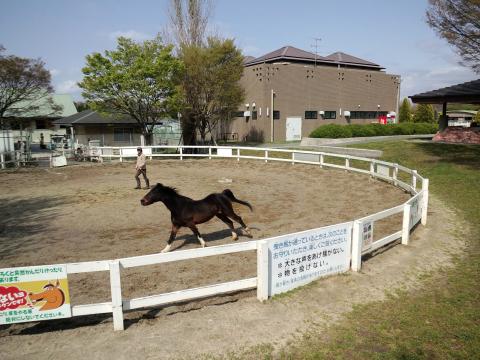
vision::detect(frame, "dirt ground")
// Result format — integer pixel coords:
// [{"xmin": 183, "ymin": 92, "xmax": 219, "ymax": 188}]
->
[{"xmin": 0, "ymin": 159, "xmax": 464, "ymax": 359}]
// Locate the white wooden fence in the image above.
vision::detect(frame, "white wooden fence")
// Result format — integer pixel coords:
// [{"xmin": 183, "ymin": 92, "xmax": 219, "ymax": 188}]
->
[{"xmin": 6, "ymin": 146, "xmax": 429, "ymax": 331}]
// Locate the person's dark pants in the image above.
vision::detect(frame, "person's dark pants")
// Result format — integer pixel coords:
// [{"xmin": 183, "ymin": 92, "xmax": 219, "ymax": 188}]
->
[{"xmin": 135, "ymin": 168, "xmax": 150, "ymax": 189}]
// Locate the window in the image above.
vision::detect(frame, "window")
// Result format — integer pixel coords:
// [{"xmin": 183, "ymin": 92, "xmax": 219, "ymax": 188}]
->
[
  {"xmin": 35, "ymin": 119, "xmax": 48, "ymax": 129},
  {"xmin": 273, "ymin": 110, "xmax": 280, "ymax": 120},
  {"xmin": 324, "ymin": 111, "xmax": 336, "ymax": 119},
  {"xmin": 305, "ymin": 111, "xmax": 318, "ymax": 119},
  {"xmin": 252, "ymin": 111, "xmax": 257, "ymax": 120},
  {"xmin": 350, "ymin": 111, "xmax": 388, "ymax": 119},
  {"xmin": 114, "ymin": 127, "xmax": 133, "ymax": 142},
  {"xmin": 233, "ymin": 111, "xmax": 244, "ymax": 118}
]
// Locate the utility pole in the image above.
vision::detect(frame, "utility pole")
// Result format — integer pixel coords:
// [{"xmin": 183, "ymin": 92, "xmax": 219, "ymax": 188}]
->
[{"xmin": 311, "ymin": 38, "xmax": 322, "ymax": 68}]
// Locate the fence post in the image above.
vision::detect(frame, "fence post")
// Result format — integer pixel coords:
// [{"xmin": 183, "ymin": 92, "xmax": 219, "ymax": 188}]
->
[
  {"xmin": 319, "ymin": 154, "xmax": 324, "ymax": 168},
  {"xmin": 1, "ymin": 153, "xmax": 4, "ymax": 169},
  {"xmin": 351, "ymin": 220, "xmax": 362, "ymax": 272},
  {"xmin": 345, "ymin": 158, "xmax": 350, "ymax": 172},
  {"xmin": 421, "ymin": 179, "xmax": 429, "ymax": 225},
  {"xmin": 402, "ymin": 204, "xmax": 411, "ymax": 245},
  {"xmin": 291, "ymin": 152, "xmax": 295, "ymax": 165},
  {"xmin": 180, "ymin": 147, "xmax": 183, "ymax": 161},
  {"xmin": 208, "ymin": 147, "xmax": 212, "ymax": 160},
  {"xmin": 393, "ymin": 163, "xmax": 398, "ymax": 186},
  {"xmin": 119, "ymin": 148, "xmax": 123, "ymax": 163},
  {"xmin": 109, "ymin": 260, "xmax": 124, "ymax": 331},
  {"xmin": 412, "ymin": 170, "xmax": 417, "ymax": 192},
  {"xmin": 257, "ymin": 240, "xmax": 269, "ymax": 301},
  {"xmin": 237, "ymin": 148, "xmax": 240, "ymax": 162},
  {"xmin": 265, "ymin": 150, "xmax": 268, "ymax": 163},
  {"xmin": 370, "ymin": 161, "xmax": 375, "ymax": 178}
]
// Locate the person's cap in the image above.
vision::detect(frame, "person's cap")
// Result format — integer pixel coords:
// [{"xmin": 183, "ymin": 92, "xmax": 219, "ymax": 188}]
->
[{"xmin": 137, "ymin": 147, "xmax": 142, "ymax": 151}]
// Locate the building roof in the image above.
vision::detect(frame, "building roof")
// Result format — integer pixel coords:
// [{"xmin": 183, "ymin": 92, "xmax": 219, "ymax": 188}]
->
[
  {"xmin": 53, "ymin": 110, "xmax": 137, "ymax": 125},
  {"xmin": 410, "ymin": 79, "xmax": 480, "ymax": 104},
  {"xmin": 244, "ymin": 45, "xmax": 383, "ymax": 70},
  {"xmin": 4, "ymin": 93, "xmax": 78, "ymax": 118},
  {"xmin": 325, "ymin": 52, "xmax": 381, "ymax": 68}
]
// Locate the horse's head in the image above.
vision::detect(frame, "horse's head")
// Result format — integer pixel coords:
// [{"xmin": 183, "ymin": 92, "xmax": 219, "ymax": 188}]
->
[
  {"xmin": 28, "ymin": 280, "xmax": 65, "ymax": 311},
  {"xmin": 141, "ymin": 183, "xmax": 168, "ymax": 206}
]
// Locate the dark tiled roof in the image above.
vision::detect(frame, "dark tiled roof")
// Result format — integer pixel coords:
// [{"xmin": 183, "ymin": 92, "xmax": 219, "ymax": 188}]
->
[
  {"xmin": 410, "ymin": 79, "xmax": 480, "ymax": 104},
  {"xmin": 244, "ymin": 46, "xmax": 383, "ymax": 69},
  {"xmin": 53, "ymin": 110, "xmax": 137, "ymax": 125},
  {"xmin": 325, "ymin": 52, "xmax": 381, "ymax": 68},
  {"xmin": 245, "ymin": 45, "xmax": 330, "ymax": 66},
  {"xmin": 243, "ymin": 56, "xmax": 256, "ymax": 64}
]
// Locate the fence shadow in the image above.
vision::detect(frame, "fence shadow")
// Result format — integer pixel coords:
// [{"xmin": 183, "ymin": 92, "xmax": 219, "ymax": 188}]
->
[{"xmin": 0, "ymin": 196, "xmax": 69, "ymax": 261}]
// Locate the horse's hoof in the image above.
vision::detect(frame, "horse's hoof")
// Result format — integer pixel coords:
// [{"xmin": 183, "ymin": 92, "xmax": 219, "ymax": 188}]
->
[
  {"xmin": 161, "ymin": 244, "xmax": 171, "ymax": 253},
  {"xmin": 231, "ymin": 232, "xmax": 238, "ymax": 241}
]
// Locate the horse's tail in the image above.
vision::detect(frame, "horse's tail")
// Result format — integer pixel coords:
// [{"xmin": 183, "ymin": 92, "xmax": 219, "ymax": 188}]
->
[{"xmin": 222, "ymin": 189, "xmax": 253, "ymax": 211}]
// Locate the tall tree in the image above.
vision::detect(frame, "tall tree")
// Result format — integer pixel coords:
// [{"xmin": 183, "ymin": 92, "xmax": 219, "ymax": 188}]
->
[
  {"xmin": 413, "ymin": 104, "xmax": 436, "ymax": 123},
  {"xmin": 398, "ymin": 98, "xmax": 412, "ymax": 123},
  {"xmin": 167, "ymin": 0, "xmax": 212, "ymax": 47},
  {"xmin": 180, "ymin": 38, "xmax": 244, "ymax": 144},
  {"xmin": 0, "ymin": 46, "xmax": 60, "ymax": 123},
  {"xmin": 426, "ymin": 0, "xmax": 480, "ymax": 73},
  {"xmin": 79, "ymin": 36, "xmax": 182, "ymax": 144}
]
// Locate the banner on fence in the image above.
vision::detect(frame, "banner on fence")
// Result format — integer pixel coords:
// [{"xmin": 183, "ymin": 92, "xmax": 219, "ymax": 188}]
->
[
  {"xmin": 0, "ymin": 264, "xmax": 71, "ymax": 325},
  {"xmin": 409, "ymin": 191, "xmax": 424, "ymax": 230},
  {"xmin": 267, "ymin": 222, "xmax": 352, "ymax": 297}
]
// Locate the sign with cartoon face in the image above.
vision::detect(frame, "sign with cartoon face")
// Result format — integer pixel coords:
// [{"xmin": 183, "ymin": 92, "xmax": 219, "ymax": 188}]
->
[{"xmin": 0, "ymin": 265, "xmax": 71, "ymax": 325}]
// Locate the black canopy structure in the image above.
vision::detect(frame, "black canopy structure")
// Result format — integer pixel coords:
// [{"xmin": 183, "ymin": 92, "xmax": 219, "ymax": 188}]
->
[{"xmin": 410, "ymin": 79, "xmax": 480, "ymax": 130}]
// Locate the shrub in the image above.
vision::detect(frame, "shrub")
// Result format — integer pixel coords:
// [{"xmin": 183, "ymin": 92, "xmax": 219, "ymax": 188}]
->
[
  {"xmin": 309, "ymin": 122, "xmax": 439, "ymax": 138},
  {"xmin": 348, "ymin": 124, "xmax": 376, "ymax": 137},
  {"xmin": 309, "ymin": 124, "xmax": 352, "ymax": 138}
]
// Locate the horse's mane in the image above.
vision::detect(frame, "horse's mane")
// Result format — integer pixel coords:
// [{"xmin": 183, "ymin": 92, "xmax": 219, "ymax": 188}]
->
[{"xmin": 161, "ymin": 185, "xmax": 180, "ymax": 196}]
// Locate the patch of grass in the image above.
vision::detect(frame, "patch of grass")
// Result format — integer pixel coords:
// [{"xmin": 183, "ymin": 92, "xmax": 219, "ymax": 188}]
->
[{"xmin": 282, "ymin": 140, "xmax": 480, "ymax": 359}]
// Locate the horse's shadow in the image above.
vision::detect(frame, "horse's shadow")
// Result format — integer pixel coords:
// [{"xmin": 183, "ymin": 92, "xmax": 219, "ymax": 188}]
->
[{"xmin": 171, "ymin": 226, "xmax": 261, "ymax": 251}]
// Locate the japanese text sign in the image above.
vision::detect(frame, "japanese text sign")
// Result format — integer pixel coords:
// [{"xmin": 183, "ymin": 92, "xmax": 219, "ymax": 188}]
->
[
  {"xmin": 0, "ymin": 264, "xmax": 71, "ymax": 325},
  {"xmin": 267, "ymin": 222, "xmax": 352, "ymax": 297}
]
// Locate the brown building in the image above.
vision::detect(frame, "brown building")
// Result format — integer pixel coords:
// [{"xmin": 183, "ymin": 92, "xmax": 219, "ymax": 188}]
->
[{"xmin": 227, "ymin": 46, "xmax": 400, "ymax": 142}]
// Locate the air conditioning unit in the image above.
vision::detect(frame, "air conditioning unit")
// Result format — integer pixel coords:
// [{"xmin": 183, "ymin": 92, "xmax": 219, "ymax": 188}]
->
[
  {"xmin": 243, "ymin": 111, "xmax": 251, "ymax": 117},
  {"xmin": 319, "ymin": 111, "xmax": 325, "ymax": 115},
  {"xmin": 344, "ymin": 111, "xmax": 351, "ymax": 117}
]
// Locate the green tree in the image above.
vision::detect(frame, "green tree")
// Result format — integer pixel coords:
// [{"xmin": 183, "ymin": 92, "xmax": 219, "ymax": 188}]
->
[
  {"xmin": 0, "ymin": 45, "xmax": 60, "ymax": 124},
  {"xmin": 413, "ymin": 104, "xmax": 436, "ymax": 123},
  {"xmin": 78, "ymin": 36, "xmax": 182, "ymax": 144},
  {"xmin": 426, "ymin": 0, "xmax": 480, "ymax": 73},
  {"xmin": 179, "ymin": 38, "xmax": 244, "ymax": 144},
  {"xmin": 398, "ymin": 98, "xmax": 412, "ymax": 123}
]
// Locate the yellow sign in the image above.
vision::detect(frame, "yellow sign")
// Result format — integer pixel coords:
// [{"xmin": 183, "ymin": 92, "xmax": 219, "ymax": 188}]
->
[{"xmin": 0, "ymin": 265, "xmax": 71, "ymax": 324}]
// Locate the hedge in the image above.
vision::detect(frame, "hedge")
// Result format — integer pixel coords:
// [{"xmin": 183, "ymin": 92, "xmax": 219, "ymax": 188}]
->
[{"xmin": 309, "ymin": 123, "xmax": 438, "ymax": 138}]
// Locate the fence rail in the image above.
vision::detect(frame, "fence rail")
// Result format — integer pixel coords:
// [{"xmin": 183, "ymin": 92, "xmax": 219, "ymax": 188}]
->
[{"xmin": 3, "ymin": 145, "xmax": 429, "ymax": 331}]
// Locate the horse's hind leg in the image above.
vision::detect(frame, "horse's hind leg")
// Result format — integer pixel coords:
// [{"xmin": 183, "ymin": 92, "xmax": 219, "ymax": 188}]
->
[
  {"xmin": 188, "ymin": 224, "xmax": 206, "ymax": 248},
  {"xmin": 216, "ymin": 213, "xmax": 238, "ymax": 241},
  {"xmin": 220, "ymin": 200, "xmax": 252, "ymax": 237},
  {"xmin": 162, "ymin": 224, "xmax": 179, "ymax": 253}
]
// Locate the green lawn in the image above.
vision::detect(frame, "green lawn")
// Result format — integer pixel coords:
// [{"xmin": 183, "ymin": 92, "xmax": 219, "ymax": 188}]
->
[{"xmin": 281, "ymin": 141, "xmax": 480, "ymax": 359}]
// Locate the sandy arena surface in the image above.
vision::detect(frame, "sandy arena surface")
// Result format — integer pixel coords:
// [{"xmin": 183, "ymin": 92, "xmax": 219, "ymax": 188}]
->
[{"xmin": 0, "ymin": 159, "xmax": 464, "ymax": 359}]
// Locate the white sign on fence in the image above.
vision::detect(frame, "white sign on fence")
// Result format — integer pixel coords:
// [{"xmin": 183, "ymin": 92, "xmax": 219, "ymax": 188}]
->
[
  {"xmin": 362, "ymin": 220, "xmax": 374, "ymax": 251},
  {"xmin": 0, "ymin": 264, "xmax": 71, "ymax": 325},
  {"xmin": 376, "ymin": 164, "xmax": 390, "ymax": 177},
  {"xmin": 267, "ymin": 222, "xmax": 352, "ymax": 297},
  {"xmin": 217, "ymin": 148, "xmax": 233, "ymax": 157},
  {"xmin": 409, "ymin": 191, "xmax": 424, "ymax": 230}
]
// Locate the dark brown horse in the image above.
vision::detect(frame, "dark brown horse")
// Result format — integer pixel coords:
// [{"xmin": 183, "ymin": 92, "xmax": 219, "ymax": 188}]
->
[{"xmin": 141, "ymin": 183, "xmax": 253, "ymax": 252}]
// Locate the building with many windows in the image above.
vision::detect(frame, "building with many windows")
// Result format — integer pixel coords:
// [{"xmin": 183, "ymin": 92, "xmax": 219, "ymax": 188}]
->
[{"xmin": 227, "ymin": 46, "xmax": 400, "ymax": 142}]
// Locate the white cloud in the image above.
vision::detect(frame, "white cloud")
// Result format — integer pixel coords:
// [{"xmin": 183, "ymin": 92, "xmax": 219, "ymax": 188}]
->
[
  {"xmin": 57, "ymin": 80, "xmax": 80, "ymax": 94},
  {"xmin": 109, "ymin": 30, "xmax": 152, "ymax": 42},
  {"xmin": 49, "ymin": 68, "xmax": 61, "ymax": 77}
]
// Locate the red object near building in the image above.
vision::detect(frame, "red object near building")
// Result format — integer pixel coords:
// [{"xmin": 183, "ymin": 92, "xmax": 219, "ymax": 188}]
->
[{"xmin": 378, "ymin": 115, "xmax": 387, "ymax": 124}]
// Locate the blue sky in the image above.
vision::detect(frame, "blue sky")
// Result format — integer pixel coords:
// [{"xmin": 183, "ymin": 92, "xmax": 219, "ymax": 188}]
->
[{"xmin": 1, "ymin": 0, "xmax": 477, "ymax": 101}]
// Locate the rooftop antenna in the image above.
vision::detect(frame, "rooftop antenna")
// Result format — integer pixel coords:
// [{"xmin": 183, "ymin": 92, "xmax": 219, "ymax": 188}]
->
[{"xmin": 311, "ymin": 37, "xmax": 322, "ymax": 67}]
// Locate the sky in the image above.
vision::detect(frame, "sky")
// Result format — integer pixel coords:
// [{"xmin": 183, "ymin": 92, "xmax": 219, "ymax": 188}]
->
[{"xmin": 1, "ymin": 0, "xmax": 477, "ymax": 101}]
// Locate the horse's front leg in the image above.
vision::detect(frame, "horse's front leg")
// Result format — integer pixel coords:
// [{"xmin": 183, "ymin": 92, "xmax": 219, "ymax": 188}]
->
[
  {"xmin": 161, "ymin": 224, "xmax": 179, "ymax": 253},
  {"xmin": 188, "ymin": 224, "xmax": 206, "ymax": 248}
]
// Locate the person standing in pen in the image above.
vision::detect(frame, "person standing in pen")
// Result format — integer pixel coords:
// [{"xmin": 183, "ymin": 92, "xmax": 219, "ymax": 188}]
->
[{"xmin": 134, "ymin": 147, "xmax": 150, "ymax": 189}]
